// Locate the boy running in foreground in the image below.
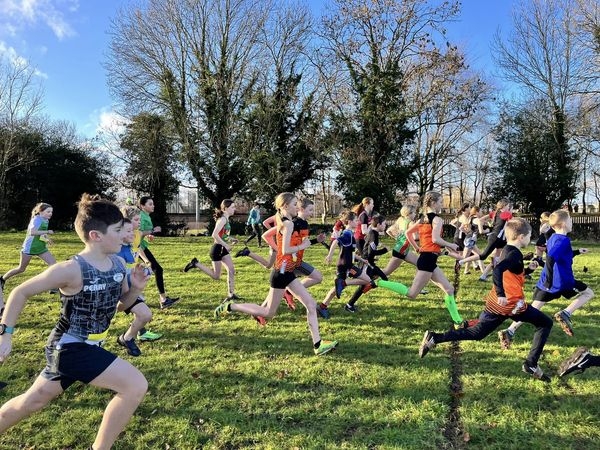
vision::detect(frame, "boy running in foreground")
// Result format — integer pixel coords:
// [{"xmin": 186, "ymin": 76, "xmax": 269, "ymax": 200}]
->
[
  {"xmin": 0, "ymin": 194, "xmax": 150, "ymax": 449},
  {"xmin": 419, "ymin": 217, "xmax": 554, "ymax": 382}
]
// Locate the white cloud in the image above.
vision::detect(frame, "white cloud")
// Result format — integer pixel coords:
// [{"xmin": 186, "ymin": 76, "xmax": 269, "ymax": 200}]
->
[
  {"xmin": 0, "ymin": 40, "xmax": 48, "ymax": 77},
  {"xmin": 0, "ymin": 0, "xmax": 78, "ymax": 40},
  {"xmin": 0, "ymin": 41, "xmax": 24, "ymax": 65},
  {"xmin": 33, "ymin": 67, "xmax": 47, "ymax": 78},
  {"xmin": 0, "ymin": 22, "xmax": 19, "ymax": 37},
  {"xmin": 81, "ymin": 107, "xmax": 129, "ymax": 138},
  {"xmin": 98, "ymin": 109, "xmax": 128, "ymax": 134}
]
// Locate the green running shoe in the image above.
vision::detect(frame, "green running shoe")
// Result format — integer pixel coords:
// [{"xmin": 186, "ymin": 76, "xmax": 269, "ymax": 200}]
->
[
  {"xmin": 314, "ymin": 339, "xmax": 338, "ymax": 356},
  {"xmin": 138, "ymin": 330, "xmax": 163, "ymax": 341},
  {"xmin": 214, "ymin": 300, "xmax": 233, "ymax": 318}
]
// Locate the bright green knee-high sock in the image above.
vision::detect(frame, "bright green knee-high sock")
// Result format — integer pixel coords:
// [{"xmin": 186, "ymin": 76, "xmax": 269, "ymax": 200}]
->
[
  {"xmin": 444, "ymin": 294, "xmax": 463, "ymax": 324},
  {"xmin": 376, "ymin": 279, "xmax": 409, "ymax": 296}
]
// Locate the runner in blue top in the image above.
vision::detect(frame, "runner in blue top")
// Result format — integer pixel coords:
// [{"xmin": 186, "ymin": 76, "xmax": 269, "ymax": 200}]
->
[
  {"xmin": 341, "ymin": 214, "xmax": 389, "ymax": 313},
  {"xmin": 498, "ymin": 209, "xmax": 594, "ymax": 349},
  {"xmin": 243, "ymin": 202, "xmax": 263, "ymax": 248},
  {"xmin": 114, "ymin": 209, "xmax": 163, "ymax": 357},
  {"xmin": 319, "ymin": 211, "xmax": 372, "ymax": 315},
  {"xmin": 1, "ymin": 203, "xmax": 57, "ymax": 296}
]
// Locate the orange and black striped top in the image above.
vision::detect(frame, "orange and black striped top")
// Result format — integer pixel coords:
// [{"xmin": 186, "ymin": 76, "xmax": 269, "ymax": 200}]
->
[
  {"xmin": 484, "ymin": 245, "xmax": 529, "ymax": 316},
  {"xmin": 274, "ymin": 216, "xmax": 303, "ymax": 272},
  {"xmin": 292, "ymin": 217, "xmax": 310, "ymax": 262},
  {"xmin": 418, "ymin": 212, "xmax": 442, "ymax": 253}
]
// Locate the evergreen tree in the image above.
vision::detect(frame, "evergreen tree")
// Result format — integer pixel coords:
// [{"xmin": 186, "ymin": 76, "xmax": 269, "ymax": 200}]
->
[
  {"xmin": 4, "ymin": 126, "xmax": 111, "ymax": 229},
  {"xmin": 492, "ymin": 101, "xmax": 578, "ymax": 214},
  {"xmin": 327, "ymin": 54, "xmax": 416, "ymax": 213},
  {"xmin": 241, "ymin": 73, "xmax": 325, "ymax": 205},
  {"xmin": 119, "ymin": 113, "xmax": 180, "ymax": 228}
]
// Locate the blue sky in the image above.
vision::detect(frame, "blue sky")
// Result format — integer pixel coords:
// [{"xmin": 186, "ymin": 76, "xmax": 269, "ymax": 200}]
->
[{"xmin": 0, "ymin": 0, "xmax": 515, "ymax": 138}]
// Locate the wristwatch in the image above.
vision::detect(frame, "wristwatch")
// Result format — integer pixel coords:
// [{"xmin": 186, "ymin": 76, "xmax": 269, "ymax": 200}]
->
[{"xmin": 0, "ymin": 324, "xmax": 15, "ymax": 335}]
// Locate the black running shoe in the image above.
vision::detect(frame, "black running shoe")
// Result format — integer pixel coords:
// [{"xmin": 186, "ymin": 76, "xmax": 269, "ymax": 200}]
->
[
  {"xmin": 522, "ymin": 252, "xmax": 534, "ymax": 260},
  {"xmin": 160, "ymin": 297, "xmax": 180, "ymax": 309},
  {"xmin": 235, "ymin": 247, "xmax": 250, "ymax": 258},
  {"xmin": 344, "ymin": 303, "xmax": 357, "ymax": 313},
  {"xmin": 183, "ymin": 257, "xmax": 198, "ymax": 272},
  {"xmin": 419, "ymin": 331, "xmax": 436, "ymax": 358},
  {"xmin": 117, "ymin": 334, "xmax": 141, "ymax": 357},
  {"xmin": 559, "ymin": 347, "xmax": 591, "ymax": 377},
  {"xmin": 522, "ymin": 362, "xmax": 550, "ymax": 382}
]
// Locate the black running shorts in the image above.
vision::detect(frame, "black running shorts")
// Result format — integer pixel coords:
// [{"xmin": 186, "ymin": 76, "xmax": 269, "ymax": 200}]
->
[
  {"xmin": 210, "ymin": 244, "xmax": 230, "ymax": 261},
  {"xmin": 42, "ymin": 342, "xmax": 118, "ymax": 390},
  {"xmin": 532, "ymin": 280, "xmax": 588, "ymax": 302},
  {"xmin": 270, "ymin": 269, "xmax": 296, "ymax": 289},
  {"xmin": 416, "ymin": 252, "xmax": 439, "ymax": 273}
]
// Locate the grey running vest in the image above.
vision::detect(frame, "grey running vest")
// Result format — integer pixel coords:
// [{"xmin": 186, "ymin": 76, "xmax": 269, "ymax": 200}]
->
[{"xmin": 49, "ymin": 254, "xmax": 125, "ymax": 343}]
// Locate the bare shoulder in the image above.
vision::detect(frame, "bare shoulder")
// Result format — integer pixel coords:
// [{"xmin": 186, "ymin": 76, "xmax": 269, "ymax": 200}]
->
[
  {"xmin": 44, "ymin": 258, "xmax": 80, "ymax": 276},
  {"xmin": 50, "ymin": 258, "xmax": 83, "ymax": 291}
]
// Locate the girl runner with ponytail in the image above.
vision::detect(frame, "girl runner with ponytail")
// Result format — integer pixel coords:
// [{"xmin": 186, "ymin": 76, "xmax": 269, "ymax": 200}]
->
[
  {"xmin": 352, "ymin": 197, "xmax": 375, "ymax": 255},
  {"xmin": 138, "ymin": 197, "xmax": 179, "ymax": 309},
  {"xmin": 376, "ymin": 191, "xmax": 466, "ymax": 328},
  {"xmin": 214, "ymin": 193, "xmax": 338, "ymax": 356},
  {"xmin": 1, "ymin": 203, "xmax": 57, "ymax": 292},
  {"xmin": 183, "ymin": 199, "xmax": 241, "ymax": 301}
]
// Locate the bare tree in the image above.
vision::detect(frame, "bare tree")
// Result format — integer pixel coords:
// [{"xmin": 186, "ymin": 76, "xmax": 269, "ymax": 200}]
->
[
  {"xmin": 574, "ymin": 0, "xmax": 600, "ymax": 100},
  {"xmin": 105, "ymin": 0, "xmax": 272, "ymax": 207},
  {"xmin": 593, "ymin": 168, "xmax": 600, "ymax": 209},
  {"xmin": 0, "ymin": 58, "xmax": 44, "ymax": 226},
  {"xmin": 406, "ymin": 45, "xmax": 492, "ymax": 197},
  {"xmin": 445, "ymin": 126, "xmax": 496, "ymax": 207},
  {"xmin": 493, "ymin": 0, "xmax": 594, "ymax": 108},
  {"xmin": 492, "ymin": 0, "xmax": 600, "ymax": 140}
]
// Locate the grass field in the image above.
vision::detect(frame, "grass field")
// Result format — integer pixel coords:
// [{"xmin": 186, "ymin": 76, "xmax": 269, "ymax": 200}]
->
[{"xmin": 0, "ymin": 231, "xmax": 599, "ymax": 449}]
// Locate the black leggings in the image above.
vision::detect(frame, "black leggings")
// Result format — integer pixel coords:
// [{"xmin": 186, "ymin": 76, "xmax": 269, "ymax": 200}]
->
[
  {"xmin": 433, "ymin": 307, "xmax": 552, "ymax": 366},
  {"xmin": 245, "ymin": 224, "xmax": 262, "ymax": 246},
  {"xmin": 347, "ymin": 264, "xmax": 387, "ymax": 307},
  {"xmin": 478, "ymin": 234, "xmax": 505, "ymax": 261},
  {"xmin": 144, "ymin": 247, "xmax": 165, "ymax": 295}
]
